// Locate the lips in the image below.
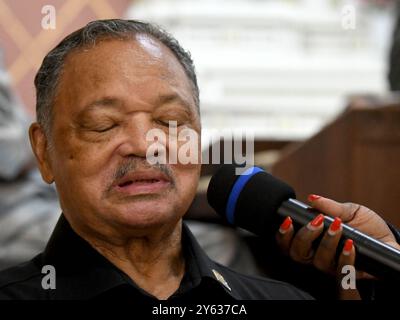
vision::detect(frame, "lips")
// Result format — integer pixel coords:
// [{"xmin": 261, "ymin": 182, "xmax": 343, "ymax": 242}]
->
[
  {"xmin": 113, "ymin": 170, "xmax": 172, "ymax": 195},
  {"xmin": 118, "ymin": 179, "xmax": 160, "ymax": 187}
]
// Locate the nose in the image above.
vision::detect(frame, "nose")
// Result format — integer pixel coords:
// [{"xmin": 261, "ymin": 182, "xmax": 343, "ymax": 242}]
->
[{"xmin": 115, "ymin": 113, "xmax": 153, "ymax": 159}]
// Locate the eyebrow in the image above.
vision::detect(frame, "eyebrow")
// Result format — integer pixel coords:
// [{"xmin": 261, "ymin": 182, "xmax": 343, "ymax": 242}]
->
[
  {"xmin": 80, "ymin": 93, "xmax": 195, "ymax": 115},
  {"xmin": 82, "ymin": 97, "xmax": 122, "ymax": 112},
  {"xmin": 155, "ymin": 93, "xmax": 194, "ymax": 113}
]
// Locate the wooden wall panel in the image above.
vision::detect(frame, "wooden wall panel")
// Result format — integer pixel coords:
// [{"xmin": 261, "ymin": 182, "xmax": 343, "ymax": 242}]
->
[{"xmin": 272, "ymin": 106, "xmax": 400, "ymax": 227}]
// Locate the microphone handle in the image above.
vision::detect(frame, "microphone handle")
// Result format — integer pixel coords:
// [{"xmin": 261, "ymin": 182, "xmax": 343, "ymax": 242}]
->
[{"xmin": 278, "ymin": 198, "xmax": 400, "ymax": 281}]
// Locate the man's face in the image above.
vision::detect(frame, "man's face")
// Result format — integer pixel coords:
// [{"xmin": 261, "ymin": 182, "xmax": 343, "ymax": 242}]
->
[{"xmin": 42, "ymin": 36, "xmax": 201, "ymax": 236}]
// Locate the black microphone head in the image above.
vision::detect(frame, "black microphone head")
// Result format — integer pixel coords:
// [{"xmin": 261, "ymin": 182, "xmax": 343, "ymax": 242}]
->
[{"xmin": 207, "ymin": 164, "xmax": 296, "ymax": 236}]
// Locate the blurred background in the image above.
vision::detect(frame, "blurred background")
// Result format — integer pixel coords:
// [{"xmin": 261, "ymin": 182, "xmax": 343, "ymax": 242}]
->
[{"xmin": 0, "ymin": 0, "xmax": 399, "ymax": 298}]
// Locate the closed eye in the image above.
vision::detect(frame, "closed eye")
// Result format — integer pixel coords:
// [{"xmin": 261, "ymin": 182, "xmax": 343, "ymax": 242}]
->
[
  {"xmin": 156, "ymin": 119, "xmax": 188, "ymax": 127},
  {"xmin": 92, "ymin": 124, "xmax": 118, "ymax": 133},
  {"xmin": 156, "ymin": 120, "xmax": 171, "ymax": 127}
]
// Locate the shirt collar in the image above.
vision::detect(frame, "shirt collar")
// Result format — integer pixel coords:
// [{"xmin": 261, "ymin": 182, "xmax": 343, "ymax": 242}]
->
[
  {"xmin": 41, "ymin": 214, "xmax": 236, "ymax": 300},
  {"xmin": 180, "ymin": 223, "xmax": 239, "ymax": 298}
]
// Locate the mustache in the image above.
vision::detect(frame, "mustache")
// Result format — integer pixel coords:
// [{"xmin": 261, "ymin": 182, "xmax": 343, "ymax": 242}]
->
[{"xmin": 108, "ymin": 157, "xmax": 175, "ymax": 190}]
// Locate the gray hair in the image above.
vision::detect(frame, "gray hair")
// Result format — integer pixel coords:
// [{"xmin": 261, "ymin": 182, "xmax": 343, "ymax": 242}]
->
[{"xmin": 34, "ymin": 19, "xmax": 200, "ymax": 137}]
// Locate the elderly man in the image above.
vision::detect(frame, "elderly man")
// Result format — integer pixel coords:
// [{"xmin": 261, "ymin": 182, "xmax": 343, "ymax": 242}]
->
[{"xmin": 0, "ymin": 19, "xmax": 398, "ymax": 300}]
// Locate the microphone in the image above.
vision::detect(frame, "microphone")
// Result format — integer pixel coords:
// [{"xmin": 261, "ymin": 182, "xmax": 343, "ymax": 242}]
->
[{"xmin": 207, "ymin": 164, "xmax": 400, "ymax": 280}]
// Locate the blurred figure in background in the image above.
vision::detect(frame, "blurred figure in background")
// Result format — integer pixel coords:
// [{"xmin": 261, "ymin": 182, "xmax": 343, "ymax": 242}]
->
[{"xmin": 0, "ymin": 50, "xmax": 59, "ymax": 271}]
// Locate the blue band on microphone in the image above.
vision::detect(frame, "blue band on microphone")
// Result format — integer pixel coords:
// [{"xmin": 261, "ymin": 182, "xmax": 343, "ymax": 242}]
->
[{"xmin": 225, "ymin": 166, "xmax": 264, "ymax": 224}]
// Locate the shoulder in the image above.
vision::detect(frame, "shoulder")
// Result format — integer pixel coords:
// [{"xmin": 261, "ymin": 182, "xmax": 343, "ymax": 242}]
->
[
  {"xmin": 0, "ymin": 255, "xmax": 45, "ymax": 300},
  {"xmin": 214, "ymin": 262, "xmax": 314, "ymax": 300}
]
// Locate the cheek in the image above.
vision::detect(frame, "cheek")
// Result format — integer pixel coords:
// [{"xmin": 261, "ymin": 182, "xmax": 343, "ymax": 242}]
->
[
  {"xmin": 50, "ymin": 135, "xmax": 115, "ymax": 193},
  {"xmin": 172, "ymin": 163, "xmax": 200, "ymax": 199}
]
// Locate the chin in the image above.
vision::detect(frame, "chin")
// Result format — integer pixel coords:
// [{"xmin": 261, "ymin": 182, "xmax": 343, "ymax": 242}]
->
[{"xmin": 111, "ymin": 200, "xmax": 181, "ymax": 230}]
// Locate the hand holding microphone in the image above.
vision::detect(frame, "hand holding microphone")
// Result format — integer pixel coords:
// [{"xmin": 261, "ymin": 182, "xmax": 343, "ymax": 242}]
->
[
  {"xmin": 276, "ymin": 195, "xmax": 400, "ymax": 278},
  {"xmin": 207, "ymin": 164, "xmax": 400, "ymax": 284},
  {"xmin": 275, "ymin": 194, "xmax": 400, "ymax": 299}
]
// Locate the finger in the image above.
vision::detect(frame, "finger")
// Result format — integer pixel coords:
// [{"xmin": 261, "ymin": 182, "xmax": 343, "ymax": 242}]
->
[
  {"xmin": 338, "ymin": 239, "xmax": 356, "ymax": 271},
  {"xmin": 289, "ymin": 214, "xmax": 325, "ymax": 264},
  {"xmin": 307, "ymin": 194, "xmax": 360, "ymax": 223},
  {"xmin": 276, "ymin": 216, "xmax": 294, "ymax": 255},
  {"xmin": 336, "ymin": 239, "xmax": 361, "ymax": 299},
  {"xmin": 313, "ymin": 217, "xmax": 342, "ymax": 274}
]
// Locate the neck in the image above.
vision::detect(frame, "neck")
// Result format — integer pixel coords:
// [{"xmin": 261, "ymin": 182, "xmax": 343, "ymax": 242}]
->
[{"xmin": 75, "ymin": 219, "xmax": 185, "ymax": 300}]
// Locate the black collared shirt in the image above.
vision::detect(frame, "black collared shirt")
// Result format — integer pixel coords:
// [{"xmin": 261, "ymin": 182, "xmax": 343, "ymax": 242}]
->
[{"xmin": 0, "ymin": 215, "xmax": 312, "ymax": 300}]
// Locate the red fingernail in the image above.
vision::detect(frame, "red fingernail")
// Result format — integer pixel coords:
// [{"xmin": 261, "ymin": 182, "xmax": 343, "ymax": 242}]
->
[
  {"xmin": 308, "ymin": 194, "xmax": 321, "ymax": 202},
  {"xmin": 279, "ymin": 216, "xmax": 292, "ymax": 234},
  {"xmin": 328, "ymin": 217, "xmax": 342, "ymax": 235},
  {"xmin": 343, "ymin": 239, "xmax": 353, "ymax": 256},
  {"xmin": 310, "ymin": 214, "xmax": 324, "ymax": 227}
]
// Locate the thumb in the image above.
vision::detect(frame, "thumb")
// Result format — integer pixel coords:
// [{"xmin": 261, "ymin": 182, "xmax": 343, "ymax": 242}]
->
[{"xmin": 307, "ymin": 194, "xmax": 359, "ymax": 223}]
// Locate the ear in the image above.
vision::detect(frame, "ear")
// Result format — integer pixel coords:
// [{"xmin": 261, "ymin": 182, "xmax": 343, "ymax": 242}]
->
[{"xmin": 29, "ymin": 123, "xmax": 54, "ymax": 184}]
